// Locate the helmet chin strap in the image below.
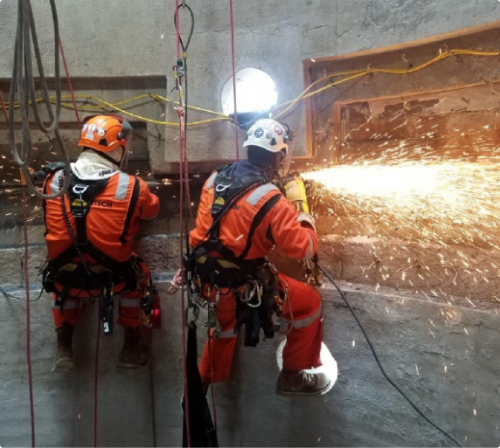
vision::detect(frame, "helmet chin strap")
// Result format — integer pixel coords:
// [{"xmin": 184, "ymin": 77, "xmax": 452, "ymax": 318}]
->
[{"xmin": 119, "ymin": 147, "xmax": 128, "ymax": 170}]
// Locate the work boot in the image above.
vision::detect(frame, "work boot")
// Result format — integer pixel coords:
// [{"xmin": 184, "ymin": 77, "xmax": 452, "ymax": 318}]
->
[
  {"xmin": 117, "ymin": 327, "xmax": 150, "ymax": 369},
  {"xmin": 51, "ymin": 322, "xmax": 75, "ymax": 373},
  {"xmin": 276, "ymin": 369, "xmax": 331, "ymax": 396}
]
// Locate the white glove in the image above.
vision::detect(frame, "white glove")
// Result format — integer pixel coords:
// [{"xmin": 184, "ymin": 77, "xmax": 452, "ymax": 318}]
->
[{"xmin": 167, "ymin": 268, "xmax": 184, "ymax": 294}]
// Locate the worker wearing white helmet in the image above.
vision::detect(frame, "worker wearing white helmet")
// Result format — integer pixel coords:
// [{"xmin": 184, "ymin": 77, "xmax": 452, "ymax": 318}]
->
[{"xmin": 171, "ymin": 118, "xmax": 329, "ymax": 395}]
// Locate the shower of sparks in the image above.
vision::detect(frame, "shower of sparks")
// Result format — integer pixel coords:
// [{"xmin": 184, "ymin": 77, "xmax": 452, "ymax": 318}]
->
[
  {"xmin": 304, "ymin": 127, "xmax": 500, "ymax": 307},
  {"xmin": 305, "ymin": 161, "xmax": 500, "ymax": 248}
]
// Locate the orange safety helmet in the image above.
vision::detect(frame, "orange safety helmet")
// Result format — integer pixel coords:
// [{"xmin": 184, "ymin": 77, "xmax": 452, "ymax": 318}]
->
[{"xmin": 78, "ymin": 115, "xmax": 133, "ymax": 153}]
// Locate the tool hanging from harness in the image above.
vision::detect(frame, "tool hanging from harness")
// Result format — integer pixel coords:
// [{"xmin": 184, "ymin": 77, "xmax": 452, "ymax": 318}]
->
[
  {"xmin": 40, "ymin": 164, "xmax": 138, "ymax": 334},
  {"xmin": 185, "ymin": 163, "xmax": 285, "ymax": 347}
]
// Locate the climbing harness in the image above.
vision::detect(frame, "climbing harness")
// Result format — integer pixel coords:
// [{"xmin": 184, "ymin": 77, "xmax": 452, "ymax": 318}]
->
[{"xmin": 184, "ymin": 163, "xmax": 287, "ymax": 347}]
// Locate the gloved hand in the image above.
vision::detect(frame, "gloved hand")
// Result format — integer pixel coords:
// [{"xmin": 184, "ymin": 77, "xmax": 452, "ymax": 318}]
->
[
  {"xmin": 284, "ymin": 172, "xmax": 310, "ymax": 214},
  {"xmin": 167, "ymin": 268, "xmax": 184, "ymax": 294}
]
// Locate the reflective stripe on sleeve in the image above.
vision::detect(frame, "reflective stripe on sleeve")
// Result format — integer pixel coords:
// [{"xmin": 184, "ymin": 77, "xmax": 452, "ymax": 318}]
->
[
  {"xmin": 115, "ymin": 172, "xmax": 130, "ymax": 200},
  {"xmin": 205, "ymin": 172, "xmax": 217, "ymax": 189},
  {"xmin": 50, "ymin": 170, "xmax": 64, "ymax": 195},
  {"xmin": 302, "ymin": 233, "xmax": 315, "ymax": 261}
]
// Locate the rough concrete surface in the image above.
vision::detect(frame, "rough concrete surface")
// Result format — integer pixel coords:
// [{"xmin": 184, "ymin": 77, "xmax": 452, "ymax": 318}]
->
[
  {"xmin": 2, "ymin": 0, "xmax": 500, "ymax": 168},
  {"xmin": 1, "ymin": 280, "xmax": 500, "ymax": 447},
  {"xmin": 2, "ymin": 0, "xmax": 500, "ymax": 446}
]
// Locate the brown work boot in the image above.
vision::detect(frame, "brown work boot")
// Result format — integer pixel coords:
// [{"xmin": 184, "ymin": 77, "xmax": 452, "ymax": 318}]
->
[
  {"xmin": 117, "ymin": 327, "xmax": 150, "ymax": 369},
  {"xmin": 276, "ymin": 369, "xmax": 331, "ymax": 396},
  {"xmin": 51, "ymin": 322, "xmax": 75, "ymax": 373}
]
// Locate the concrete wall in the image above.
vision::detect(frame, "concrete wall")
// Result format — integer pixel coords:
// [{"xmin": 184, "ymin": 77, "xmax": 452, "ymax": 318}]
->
[
  {"xmin": 2, "ymin": 0, "xmax": 500, "ymax": 172},
  {"xmin": 2, "ymin": 1, "xmax": 500, "ymax": 447}
]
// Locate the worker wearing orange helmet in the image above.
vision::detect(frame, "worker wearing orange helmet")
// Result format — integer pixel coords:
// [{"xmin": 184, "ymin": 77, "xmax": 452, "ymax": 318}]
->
[
  {"xmin": 42, "ymin": 115, "xmax": 160, "ymax": 372},
  {"xmin": 170, "ymin": 118, "xmax": 329, "ymax": 395}
]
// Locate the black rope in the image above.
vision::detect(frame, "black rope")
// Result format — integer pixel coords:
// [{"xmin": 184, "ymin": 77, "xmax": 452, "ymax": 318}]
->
[
  {"xmin": 0, "ymin": 283, "xmax": 44, "ymax": 301},
  {"xmin": 149, "ymin": 355, "xmax": 158, "ymax": 447},
  {"xmin": 9, "ymin": 0, "xmax": 72, "ymax": 199},
  {"xmin": 317, "ymin": 263, "xmax": 463, "ymax": 447},
  {"xmin": 173, "ymin": 3, "xmax": 195, "ymax": 54},
  {"xmin": 0, "ymin": 258, "xmax": 44, "ymax": 301}
]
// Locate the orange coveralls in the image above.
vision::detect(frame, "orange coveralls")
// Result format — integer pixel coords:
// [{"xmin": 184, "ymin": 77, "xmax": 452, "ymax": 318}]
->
[
  {"xmin": 44, "ymin": 170, "xmax": 160, "ymax": 329},
  {"xmin": 190, "ymin": 169, "xmax": 323, "ymax": 384}
]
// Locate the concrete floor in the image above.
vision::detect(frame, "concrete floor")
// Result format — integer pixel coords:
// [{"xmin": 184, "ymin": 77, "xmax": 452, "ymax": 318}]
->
[{"xmin": 1, "ymin": 276, "xmax": 499, "ymax": 447}]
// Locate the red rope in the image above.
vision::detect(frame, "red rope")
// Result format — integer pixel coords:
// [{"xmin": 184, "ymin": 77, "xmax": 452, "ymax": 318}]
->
[
  {"xmin": 2, "ymin": 94, "xmax": 36, "ymax": 447},
  {"xmin": 93, "ymin": 314, "xmax": 101, "ymax": 448},
  {"xmin": 175, "ymin": 1, "xmax": 191, "ymax": 445},
  {"xmin": 22, "ymin": 186, "xmax": 36, "ymax": 448},
  {"xmin": 0, "ymin": 90, "xmax": 9, "ymax": 123},
  {"xmin": 178, "ymin": 111, "xmax": 191, "ymax": 448},
  {"xmin": 58, "ymin": 38, "xmax": 81, "ymax": 128},
  {"xmin": 229, "ymin": 0, "xmax": 239, "ymax": 160}
]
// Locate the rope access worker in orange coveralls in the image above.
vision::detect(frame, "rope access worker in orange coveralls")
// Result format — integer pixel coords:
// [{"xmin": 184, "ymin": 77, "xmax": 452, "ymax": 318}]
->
[
  {"xmin": 41, "ymin": 115, "xmax": 160, "ymax": 372},
  {"xmin": 170, "ymin": 118, "xmax": 329, "ymax": 395}
]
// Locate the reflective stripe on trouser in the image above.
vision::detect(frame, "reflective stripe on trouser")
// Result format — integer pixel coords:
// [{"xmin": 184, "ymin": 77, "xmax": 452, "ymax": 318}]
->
[
  {"xmin": 52, "ymin": 296, "xmax": 83, "ymax": 327},
  {"xmin": 116, "ymin": 294, "xmax": 142, "ymax": 328},
  {"xmin": 199, "ymin": 272, "xmax": 323, "ymax": 384},
  {"xmin": 51, "ymin": 258, "xmax": 152, "ymax": 329}
]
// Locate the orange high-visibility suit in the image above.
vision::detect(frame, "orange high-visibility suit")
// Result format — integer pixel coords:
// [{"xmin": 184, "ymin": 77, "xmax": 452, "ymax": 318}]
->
[
  {"xmin": 44, "ymin": 170, "xmax": 160, "ymax": 329},
  {"xmin": 190, "ymin": 167, "xmax": 323, "ymax": 384}
]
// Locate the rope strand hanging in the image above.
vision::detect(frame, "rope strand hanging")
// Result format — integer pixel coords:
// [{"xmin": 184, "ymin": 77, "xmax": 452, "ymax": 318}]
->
[
  {"xmin": 2, "ymin": 64, "xmax": 36, "ymax": 447},
  {"xmin": 9, "ymin": 0, "xmax": 71, "ymax": 200},
  {"xmin": 173, "ymin": 0, "xmax": 192, "ymax": 445},
  {"xmin": 228, "ymin": 0, "xmax": 239, "ymax": 160}
]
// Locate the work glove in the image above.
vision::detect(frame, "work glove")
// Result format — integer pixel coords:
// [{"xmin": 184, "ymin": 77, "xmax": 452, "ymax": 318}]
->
[
  {"xmin": 167, "ymin": 268, "xmax": 184, "ymax": 294},
  {"xmin": 284, "ymin": 172, "xmax": 309, "ymax": 213}
]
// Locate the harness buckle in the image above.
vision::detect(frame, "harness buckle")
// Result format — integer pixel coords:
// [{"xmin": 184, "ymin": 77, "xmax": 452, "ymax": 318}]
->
[
  {"xmin": 72, "ymin": 184, "xmax": 89, "ymax": 195},
  {"xmin": 71, "ymin": 184, "xmax": 90, "ymax": 218},
  {"xmin": 185, "ymin": 301, "xmax": 199, "ymax": 325}
]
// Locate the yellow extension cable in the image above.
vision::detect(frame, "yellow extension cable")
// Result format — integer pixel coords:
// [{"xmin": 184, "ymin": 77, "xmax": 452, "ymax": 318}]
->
[{"xmin": 3, "ymin": 49, "xmax": 500, "ymax": 127}]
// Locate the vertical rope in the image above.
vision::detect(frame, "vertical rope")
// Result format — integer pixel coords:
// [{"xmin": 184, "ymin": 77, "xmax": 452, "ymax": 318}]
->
[
  {"xmin": 207, "ymin": 332, "xmax": 218, "ymax": 433},
  {"xmin": 174, "ymin": 1, "xmax": 191, "ymax": 445},
  {"xmin": 175, "ymin": 0, "xmax": 181, "ymax": 59},
  {"xmin": 3, "ymin": 94, "xmax": 35, "ymax": 447},
  {"xmin": 22, "ymin": 184, "xmax": 36, "ymax": 448},
  {"xmin": 58, "ymin": 38, "xmax": 81, "ymax": 128},
  {"xmin": 93, "ymin": 313, "xmax": 101, "ymax": 448},
  {"xmin": 229, "ymin": 0, "xmax": 239, "ymax": 160}
]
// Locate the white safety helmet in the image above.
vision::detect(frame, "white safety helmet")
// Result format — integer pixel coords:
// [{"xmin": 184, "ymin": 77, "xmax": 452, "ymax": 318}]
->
[{"xmin": 243, "ymin": 119, "xmax": 290, "ymax": 155}]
